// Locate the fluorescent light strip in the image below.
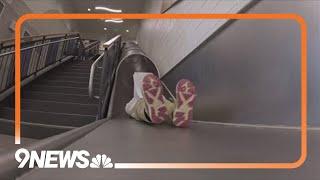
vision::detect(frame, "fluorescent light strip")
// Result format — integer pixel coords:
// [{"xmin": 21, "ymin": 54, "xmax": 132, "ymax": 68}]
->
[
  {"xmin": 105, "ymin": 19, "xmax": 124, "ymax": 23},
  {"xmin": 95, "ymin": 6, "xmax": 122, "ymax": 13}
]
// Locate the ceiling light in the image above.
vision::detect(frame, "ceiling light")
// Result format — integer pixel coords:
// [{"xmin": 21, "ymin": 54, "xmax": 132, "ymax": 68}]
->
[
  {"xmin": 87, "ymin": 8, "xmax": 91, "ymax": 12},
  {"xmin": 126, "ymin": 29, "xmax": 129, "ymax": 33},
  {"xmin": 104, "ymin": 19, "xmax": 124, "ymax": 23},
  {"xmin": 95, "ymin": 6, "xmax": 122, "ymax": 13},
  {"xmin": 104, "ymin": 28, "xmax": 107, "ymax": 31}
]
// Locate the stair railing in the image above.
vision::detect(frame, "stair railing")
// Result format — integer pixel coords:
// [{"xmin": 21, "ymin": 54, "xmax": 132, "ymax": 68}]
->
[
  {"xmin": 0, "ymin": 33, "xmax": 81, "ymax": 100},
  {"xmin": 89, "ymin": 52, "xmax": 104, "ymax": 99},
  {"xmin": 88, "ymin": 35, "xmax": 122, "ymax": 119},
  {"xmin": 80, "ymin": 40, "xmax": 100, "ymax": 61}
]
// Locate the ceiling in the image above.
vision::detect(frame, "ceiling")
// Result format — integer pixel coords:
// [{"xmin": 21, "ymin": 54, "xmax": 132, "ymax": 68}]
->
[{"xmin": 24, "ymin": 0, "xmax": 147, "ymax": 41}]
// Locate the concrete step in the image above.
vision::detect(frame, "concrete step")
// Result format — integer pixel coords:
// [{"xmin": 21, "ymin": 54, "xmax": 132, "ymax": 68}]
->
[
  {"xmin": 18, "ymin": 100, "xmax": 98, "ymax": 116},
  {"xmin": 0, "ymin": 107, "xmax": 95, "ymax": 127},
  {"xmin": 56, "ymin": 67, "xmax": 92, "ymax": 71},
  {"xmin": 0, "ymin": 118, "xmax": 73, "ymax": 139},
  {"xmin": 24, "ymin": 84, "xmax": 99, "ymax": 96},
  {"xmin": 38, "ymin": 75, "xmax": 100, "ymax": 83},
  {"xmin": 32, "ymin": 80, "xmax": 89, "ymax": 88},
  {"xmin": 22, "ymin": 91, "xmax": 98, "ymax": 104}
]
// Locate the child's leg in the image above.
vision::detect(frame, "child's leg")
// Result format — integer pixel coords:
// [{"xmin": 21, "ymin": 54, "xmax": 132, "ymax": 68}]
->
[
  {"xmin": 125, "ymin": 98, "xmax": 140, "ymax": 120},
  {"xmin": 164, "ymin": 98, "xmax": 175, "ymax": 120},
  {"xmin": 125, "ymin": 72, "xmax": 153, "ymax": 120},
  {"xmin": 133, "ymin": 72, "xmax": 153, "ymax": 99},
  {"xmin": 126, "ymin": 98, "xmax": 154, "ymax": 123},
  {"xmin": 126, "ymin": 73, "xmax": 171, "ymax": 124},
  {"xmin": 173, "ymin": 79, "xmax": 196, "ymax": 127},
  {"xmin": 129, "ymin": 96, "xmax": 175, "ymax": 124}
]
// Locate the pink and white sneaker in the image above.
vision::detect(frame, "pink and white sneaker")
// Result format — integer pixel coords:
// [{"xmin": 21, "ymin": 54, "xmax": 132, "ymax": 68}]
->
[
  {"xmin": 142, "ymin": 74, "xmax": 169, "ymax": 124},
  {"xmin": 173, "ymin": 79, "xmax": 196, "ymax": 127}
]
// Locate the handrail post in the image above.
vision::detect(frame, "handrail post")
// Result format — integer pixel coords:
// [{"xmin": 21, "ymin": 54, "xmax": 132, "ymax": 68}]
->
[
  {"xmin": 35, "ymin": 36, "xmax": 46, "ymax": 72},
  {"xmin": 61, "ymin": 34, "xmax": 68, "ymax": 59}
]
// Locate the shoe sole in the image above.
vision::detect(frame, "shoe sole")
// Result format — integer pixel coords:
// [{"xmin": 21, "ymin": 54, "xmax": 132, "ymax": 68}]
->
[
  {"xmin": 142, "ymin": 74, "xmax": 169, "ymax": 124},
  {"xmin": 173, "ymin": 79, "xmax": 196, "ymax": 127}
]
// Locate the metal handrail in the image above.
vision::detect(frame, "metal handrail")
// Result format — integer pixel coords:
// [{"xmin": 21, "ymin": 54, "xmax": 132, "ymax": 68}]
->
[
  {"xmin": 0, "ymin": 32, "xmax": 79, "ymax": 44},
  {"xmin": 89, "ymin": 52, "xmax": 105, "ymax": 99},
  {"xmin": 104, "ymin": 35, "xmax": 121, "ymax": 48},
  {"xmin": 0, "ymin": 37, "xmax": 80, "ymax": 58},
  {"xmin": 84, "ymin": 40, "xmax": 99, "ymax": 48},
  {"xmin": 84, "ymin": 42, "xmax": 100, "ymax": 51},
  {"xmin": 88, "ymin": 35, "xmax": 121, "ymax": 99}
]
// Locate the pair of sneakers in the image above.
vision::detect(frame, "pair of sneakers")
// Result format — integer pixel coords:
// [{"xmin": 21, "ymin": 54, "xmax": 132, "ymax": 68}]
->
[{"xmin": 142, "ymin": 74, "xmax": 196, "ymax": 127}]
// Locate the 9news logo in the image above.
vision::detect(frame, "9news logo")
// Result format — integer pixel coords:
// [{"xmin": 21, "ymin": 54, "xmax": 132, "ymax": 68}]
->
[{"xmin": 15, "ymin": 148, "xmax": 113, "ymax": 169}]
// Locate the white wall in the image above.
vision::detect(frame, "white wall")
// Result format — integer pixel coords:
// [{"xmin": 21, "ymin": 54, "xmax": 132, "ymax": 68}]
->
[{"xmin": 137, "ymin": 0, "xmax": 252, "ymax": 76}]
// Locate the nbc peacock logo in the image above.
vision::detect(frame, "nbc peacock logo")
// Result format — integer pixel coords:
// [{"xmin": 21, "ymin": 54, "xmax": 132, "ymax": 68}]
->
[{"xmin": 90, "ymin": 154, "xmax": 113, "ymax": 168}]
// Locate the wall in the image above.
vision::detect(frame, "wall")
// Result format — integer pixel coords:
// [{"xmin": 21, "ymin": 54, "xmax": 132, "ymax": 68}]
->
[
  {"xmin": 0, "ymin": 0, "xmax": 74, "ymax": 40},
  {"xmin": 137, "ymin": 0, "xmax": 252, "ymax": 76},
  {"xmin": 23, "ymin": 0, "xmax": 75, "ymax": 34},
  {"xmin": 162, "ymin": 0, "xmax": 320, "ymax": 127},
  {"xmin": 0, "ymin": 0, "xmax": 38, "ymax": 40}
]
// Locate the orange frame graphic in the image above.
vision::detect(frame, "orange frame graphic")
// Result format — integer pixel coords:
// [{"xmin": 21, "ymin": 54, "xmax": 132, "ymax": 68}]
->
[{"xmin": 15, "ymin": 14, "xmax": 307, "ymax": 169}]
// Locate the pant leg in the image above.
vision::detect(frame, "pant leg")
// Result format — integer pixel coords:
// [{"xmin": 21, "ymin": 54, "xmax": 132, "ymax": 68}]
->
[
  {"xmin": 126, "ymin": 99, "xmax": 153, "ymax": 123},
  {"xmin": 126, "ymin": 72, "xmax": 176, "ymax": 123},
  {"xmin": 134, "ymin": 98, "xmax": 176, "ymax": 124},
  {"xmin": 164, "ymin": 98, "xmax": 175, "ymax": 120},
  {"xmin": 125, "ymin": 72, "xmax": 154, "ymax": 122},
  {"xmin": 125, "ymin": 98, "xmax": 140, "ymax": 120},
  {"xmin": 133, "ymin": 72, "xmax": 153, "ymax": 99}
]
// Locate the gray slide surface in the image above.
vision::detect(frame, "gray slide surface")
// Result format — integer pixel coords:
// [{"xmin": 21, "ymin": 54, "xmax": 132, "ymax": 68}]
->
[{"xmin": 19, "ymin": 51, "xmax": 320, "ymax": 179}]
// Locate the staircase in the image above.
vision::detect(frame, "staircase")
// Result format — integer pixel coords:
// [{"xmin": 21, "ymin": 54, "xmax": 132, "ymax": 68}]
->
[{"xmin": 0, "ymin": 58, "xmax": 101, "ymax": 139}]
